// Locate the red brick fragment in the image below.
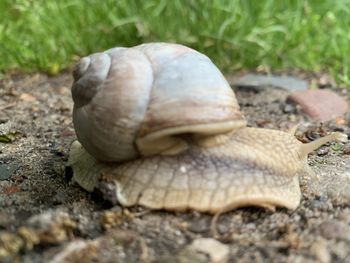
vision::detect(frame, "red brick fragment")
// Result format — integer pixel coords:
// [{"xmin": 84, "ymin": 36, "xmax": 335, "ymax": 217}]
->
[
  {"xmin": 3, "ymin": 185, "xmax": 21, "ymax": 194},
  {"xmin": 288, "ymin": 89, "xmax": 349, "ymax": 121}
]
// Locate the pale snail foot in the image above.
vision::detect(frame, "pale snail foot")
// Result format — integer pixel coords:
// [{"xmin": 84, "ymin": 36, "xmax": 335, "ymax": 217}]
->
[
  {"xmin": 68, "ymin": 127, "xmax": 302, "ymax": 213},
  {"xmin": 68, "ymin": 140, "xmax": 104, "ymax": 192},
  {"xmin": 67, "ymin": 128, "xmax": 347, "ymax": 214}
]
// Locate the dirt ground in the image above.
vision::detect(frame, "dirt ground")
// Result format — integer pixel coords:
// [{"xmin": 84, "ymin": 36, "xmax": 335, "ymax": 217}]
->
[{"xmin": 0, "ymin": 72, "xmax": 349, "ymax": 263}]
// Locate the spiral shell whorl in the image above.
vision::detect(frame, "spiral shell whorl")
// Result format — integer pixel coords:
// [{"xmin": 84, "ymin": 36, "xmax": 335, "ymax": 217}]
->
[
  {"xmin": 72, "ymin": 48, "xmax": 153, "ymax": 162},
  {"xmin": 72, "ymin": 53, "xmax": 111, "ymax": 108},
  {"xmin": 72, "ymin": 43, "xmax": 246, "ymax": 162}
]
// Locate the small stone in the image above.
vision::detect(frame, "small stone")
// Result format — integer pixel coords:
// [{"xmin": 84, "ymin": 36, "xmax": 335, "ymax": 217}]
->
[
  {"xmin": 19, "ymin": 93, "xmax": 37, "ymax": 102},
  {"xmin": 100, "ymin": 210, "xmax": 123, "ymax": 230},
  {"xmin": 27, "ymin": 211, "xmax": 77, "ymax": 244},
  {"xmin": 343, "ymin": 145, "xmax": 350, "ymax": 155},
  {"xmin": 0, "ymin": 163, "xmax": 20, "ymax": 180},
  {"xmin": 188, "ymin": 218, "xmax": 209, "ymax": 233},
  {"xmin": 317, "ymin": 220, "xmax": 349, "ymax": 240},
  {"xmin": 97, "ymin": 181, "xmax": 118, "ymax": 205},
  {"xmin": 301, "ymin": 155, "xmax": 350, "ymax": 205},
  {"xmin": 309, "ymin": 197, "xmax": 332, "ymax": 210},
  {"xmin": 310, "ymin": 239, "xmax": 331, "ymax": 263},
  {"xmin": 317, "ymin": 74, "xmax": 335, "ymax": 88},
  {"xmin": 188, "ymin": 238, "xmax": 229, "ymax": 263},
  {"xmin": 0, "ymin": 232, "xmax": 23, "ymax": 260},
  {"xmin": 17, "ymin": 227, "xmax": 40, "ymax": 250},
  {"xmin": 288, "ymin": 89, "xmax": 349, "ymax": 121},
  {"xmin": 47, "ymin": 230, "xmax": 139, "ymax": 263},
  {"xmin": 48, "ymin": 239, "xmax": 98, "ymax": 263},
  {"xmin": 335, "ymin": 117, "xmax": 346, "ymax": 125},
  {"xmin": 233, "ymin": 74, "xmax": 308, "ymax": 91},
  {"xmin": 282, "ymin": 103, "xmax": 296, "ymax": 113},
  {"xmin": 317, "ymin": 147, "xmax": 329, "ymax": 156},
  {"xmin": 0, "ymin": 117, "xmax": 8, "ymax": 124}
]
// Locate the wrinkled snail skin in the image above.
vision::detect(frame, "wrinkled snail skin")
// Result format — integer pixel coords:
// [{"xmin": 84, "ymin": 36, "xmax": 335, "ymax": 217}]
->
[
  {"xmin": 72, "ymin": 43, "xmax": 245, "ymax": 163},
  {"xmin": 68, "ymin": 127, "xmax": 346, "ymax": 214},
  {"xmin": 69, "ymin": 42, "xmax": 348, "ymax": 213}
]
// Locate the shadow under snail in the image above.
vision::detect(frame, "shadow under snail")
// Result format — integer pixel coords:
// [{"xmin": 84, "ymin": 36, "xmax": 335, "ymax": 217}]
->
[{"xmin": 68, "ymin": 43, "xmax": 347, "ymax": 214}]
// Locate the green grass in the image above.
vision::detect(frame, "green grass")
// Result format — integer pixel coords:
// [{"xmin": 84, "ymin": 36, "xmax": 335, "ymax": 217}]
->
[{"xmin": 1, "ymin": 0, "xmax": 350, "ymax": 85}]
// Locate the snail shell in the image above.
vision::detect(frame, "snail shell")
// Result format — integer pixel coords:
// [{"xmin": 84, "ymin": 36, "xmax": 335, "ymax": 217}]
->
[{"xmin": 72, "ymin": 43, "xmax": 246, "ymax": 162}]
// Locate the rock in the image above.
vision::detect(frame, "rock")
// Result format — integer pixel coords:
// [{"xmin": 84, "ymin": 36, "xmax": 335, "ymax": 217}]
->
[
  {"xmin": 46, "ymin": 230, "xmax": 140, "ymax": 263},
  {"xmin": 282, "ymin": 103, "xmax": 297, "ymax": 114},
  {"xmin": 0, "ymin": 232, "xmax": 23, "ymax": 261},
  {"xmin": 233, "ymin": 74, "xmax": 308, "ymax": 91},
  {"xmin": 317, "ymin": 74, "xmax": 336, "ymax": 88},
  {"xmin": 187, "ymin": 238, "xmax": 229, "ymax": 263},
  {"xmin": 317, "ymin": 147, "xmax": 329, "ymax": 156},
  {"xmin": 317, "ymin": 220, "xmax": 349, "ymax": 240},
  {"xmin": 0, "ymin": 121, "xmax": 21, "ymax": 143},
  {"xmin": 301, "ymin": 156, "xmax": 350, "ymax": 205},
  {"xmin": 343, "ymin": 145, "xmax": 350, "ymax": 155},
  {"xmin": 0, "ymin": 163, "xmax": 20, "ymax": 180},
  {"xmin": 310, "ymin": 239, "xmax": 331, "ymax": 263},
  {"xmin": 288, "ymin": 89, "xmax": 349, "ymax": 121},
  {"xmin": 19, "ymin": 93, "xmax": 37, "ymax": 102},
  {"xmin": 100, "ymin": 209, "xmax": 123, "ymax": 230},
  {"xmin": 188, "ymin": 218, "xmax": 209, "ymax": 233},
  {"xmin": 47, "ymin": 240, "xmax": 97, "ymax": 263},
  {"xmin": 27, "ymin": 211, "xmax": 77, "ymax": 245}
]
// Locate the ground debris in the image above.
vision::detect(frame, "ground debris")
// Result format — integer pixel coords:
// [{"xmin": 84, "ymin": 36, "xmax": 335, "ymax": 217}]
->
[
  {"xmin": 0, "ymin": 121, "xmax": 22, "ymax": 143},
  {"xmin": 0, "ymin": 232, "xmax": 23, "ymax": 262},
  {"xmin": 310, "ymin": 239, "xmax": 331, "ymax": 263},
  {"xmin": 0, "ymin": 210, "xmax": 77, "ymax": 261},
  {"xmin": 186, "ymin": 238, "xmax": 229, "ymax": 263},
  {"xmin": 26, "ymin": 210, "xmax": 77, "ymax": 244},
  {"xmin": 0, "ymin": 72, "xmax": 350, "ymax": 262},
  {"xmin": 317, "ymin": 220, "xmax": 350, "ymax": 241},
  {"xmin": 46, "ymin": 229, "xmax": 143, "ymax": 263}
]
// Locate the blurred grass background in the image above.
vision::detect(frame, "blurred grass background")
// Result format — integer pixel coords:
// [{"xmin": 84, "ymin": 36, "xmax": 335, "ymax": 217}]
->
[{"xmin": 1, "ymin": 0, "xmax": 350, "ymax": 85}]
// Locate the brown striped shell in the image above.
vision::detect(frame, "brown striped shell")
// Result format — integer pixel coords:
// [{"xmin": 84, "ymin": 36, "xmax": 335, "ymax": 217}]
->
[{"xmin": 72, "ymin": 43, "xmax": 246, "ymax": 162}]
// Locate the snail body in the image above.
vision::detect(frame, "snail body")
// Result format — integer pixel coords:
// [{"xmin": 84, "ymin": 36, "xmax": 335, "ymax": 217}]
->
[{"xmin": 68, "ymin": 43, "xmax": 346, "ymax": 213}]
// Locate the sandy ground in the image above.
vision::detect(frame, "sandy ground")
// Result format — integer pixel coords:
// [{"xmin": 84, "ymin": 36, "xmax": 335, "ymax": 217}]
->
[{"xmin": 0, "ymin": 72, "xmax": 349, "ymax": 263}]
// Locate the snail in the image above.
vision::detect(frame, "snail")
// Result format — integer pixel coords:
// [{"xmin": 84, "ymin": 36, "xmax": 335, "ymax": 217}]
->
[{"xmin": 68, "ymin": 43, "xmax": 347, "ymax": 214}]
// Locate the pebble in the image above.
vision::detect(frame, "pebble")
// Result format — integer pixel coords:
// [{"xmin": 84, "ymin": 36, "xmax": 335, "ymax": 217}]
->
[
  {"xmin": 188, "ymin": 218, "xmax": 209, "ymax": 233},
  {"xmin": 317, "ymin": 147, "xmax": 329, "ymax": 156},
  {"xmin": 47, "ymin": 239, "xmax": 95, "ymax": 263},
  {"xmin": 317, "ymin": 220, "xmax": 349, "ymax": 240},
  {"xmin": 302, "ymin": 156, "xmax": 350, "ymax": 205},
  {"xmin": 0, "ymin": 117, "xmax": 8, "ymax": 124},
  {"xmin": 310, "ymin": 239, "xmax": 331, "ymax": 263},
  {"xmin": 288, "ymin": 89, "xmax": 349, "ymax": 121},
  {"xmin": 282, "ymin": 103, "xmax": 296, "ymax": 113},
  {"xmin": 46, "ymin": 230, "xmax": 139, "ymax": 262},
  {"xmin": 309, "ymin": 197, "xmax": 333, "ymax": 211},
  {"xmin": 233, "ymin": 74, "xmax": 308, "ymax": 91},
  {"xmin": 0, "ymin": 162, "xmax": 20, "ymax": 180},
  {"xmin": 188, "ymin": 238, "xmax": 229, "ymax": 263},
  {"xmin": 343, "ymin": 145, "xmax": 350, "ymax": 155},
  {"xmin": 27, "ymin": 211, "xmax": 77, "ymax": 244}
]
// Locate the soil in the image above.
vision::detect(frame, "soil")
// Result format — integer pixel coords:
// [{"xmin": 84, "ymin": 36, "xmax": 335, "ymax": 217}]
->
[{"xmin": 0, "ymin": 72, "xmax": 349, "ymax": 263}]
